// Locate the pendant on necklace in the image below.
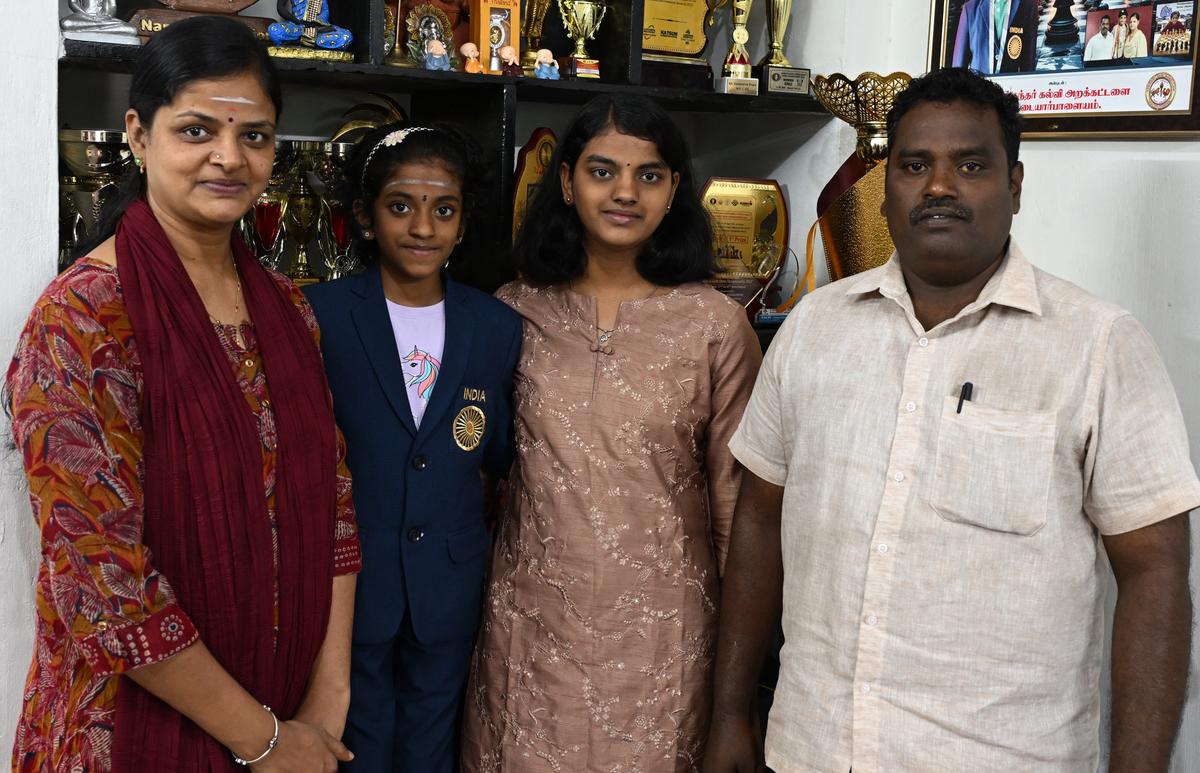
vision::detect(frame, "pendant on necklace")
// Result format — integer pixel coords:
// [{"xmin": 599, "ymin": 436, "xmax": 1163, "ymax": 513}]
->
[{"xmin": 598, "ymin": 329, "xmax": 613, "ymax": 345}]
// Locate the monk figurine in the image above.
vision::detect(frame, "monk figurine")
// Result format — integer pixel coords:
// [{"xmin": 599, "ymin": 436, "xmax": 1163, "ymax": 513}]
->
[
  {"xmin": 61, "ymin": 0, "xmax": 138, "ymax": 43},
  {"xmin": 499, "ymin": 44, "xmax": 524, "ymax": 77},
  {"xmin": 269, "ymin": 0, "xmax": 353, "ymax": 51},
  {"xmin": 461, "ymin": 42, "xmax": 482, "ymax": 73},
  {"xmin": 533, "ymin": 48, "xmax": 560, "ymax": 80},
  {"xmin": 424, "ymin": 38, "xmax": 451, "ymax": 71}
]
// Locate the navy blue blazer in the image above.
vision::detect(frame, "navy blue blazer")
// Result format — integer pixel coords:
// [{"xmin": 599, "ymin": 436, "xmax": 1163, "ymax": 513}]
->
[{"xmin": 304, "ymin": 270, "xmax": 521, "ymax": 645}]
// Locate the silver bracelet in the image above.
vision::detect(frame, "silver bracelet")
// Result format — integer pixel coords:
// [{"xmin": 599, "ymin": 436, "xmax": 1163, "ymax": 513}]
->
[{"xmin": 232, "ymin": 704, "xmax": 280, "ymax": 766}]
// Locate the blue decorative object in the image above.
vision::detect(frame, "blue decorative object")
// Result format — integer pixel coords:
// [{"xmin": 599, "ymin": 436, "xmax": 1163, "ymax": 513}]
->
[
  {"xmin": 269, "ymin": 0, "xmax": 353, "ymax": 51},
  {"xmin": 534, "ymin": 62, "xmax": 560, "ymax": 80},
  {"xmin": 424, "ymin": 40, "xmax": 452, "ymax": 71}
]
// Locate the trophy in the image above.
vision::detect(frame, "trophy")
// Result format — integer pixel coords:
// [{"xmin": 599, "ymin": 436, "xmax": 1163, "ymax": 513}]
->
[
  {"xmin": 283, "ymin": 167, "xmax": 322, "ymax": 286},
  {"xmin": 521, "ymin": 0, "xmax": 555, "ymax": 74},
  {"xmin": 701, "ymin": 177, "xmax": 789, "ymax": 318},
  {"xmin": 471, "ymin": 0, "xmax": 521, "ymax": 74},
  {"xmin": 557, "ymin": 0, "xmax": 607, "ymax": 79},
  {"xmin": 58, "ymin": 130, "xmax": 132, "ymax": 270},
  {"xmin": 61, "ymin": 0, "xmax": 139, "ymax": 44},
  {"xmin": 241, "ymin": 142, "xmax": 298, "ymax": 271},
  {"xmin": 717, "ymin": 0, "xmax": 758, "ymax": 94},
  {"xmin": 751, "ymin": 0, "xmax": 811, "ymax": 96},
  {"xmin": 641, "ymin": 0, "xmax": 716, "ymax": 89},
  {"xmin": 799, "ymin": 72, "xmax": 910, "ymax": 287},
  {"xmin": 315, "ymin": 142, "xmax": 361, "ymax": 280}
]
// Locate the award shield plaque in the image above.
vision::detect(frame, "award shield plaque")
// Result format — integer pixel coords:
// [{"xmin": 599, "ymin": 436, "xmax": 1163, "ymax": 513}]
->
[
  {"xmin": 512, "ymin": 128, "xmax": 557, "ymax": 241},
  {"xmin": 641, "ymin": 0, "xmax": 716, "ymax": 89},
  {"xmin": 701, "ymin": 178, "xmax": 788, "ymax": 316},
  {"xmin": 751, "ymin": 0, "xmax": 811, "ymax": 97}
]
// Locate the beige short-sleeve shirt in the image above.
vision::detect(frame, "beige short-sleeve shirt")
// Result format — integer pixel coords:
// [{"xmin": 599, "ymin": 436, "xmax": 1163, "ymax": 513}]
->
[{"xmin": 729, "ymin": 243, "xmax": 1200, "ymax": 773}]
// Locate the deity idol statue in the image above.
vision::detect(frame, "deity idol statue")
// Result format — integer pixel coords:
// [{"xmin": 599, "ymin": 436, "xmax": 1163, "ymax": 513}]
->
[
  {"xmin": 269, "ymin": 0, "xmax": 353, "ymax": 50},
  {"xmin": 61, "ymin": 0, "xmax": 139, "ymax": 43}
]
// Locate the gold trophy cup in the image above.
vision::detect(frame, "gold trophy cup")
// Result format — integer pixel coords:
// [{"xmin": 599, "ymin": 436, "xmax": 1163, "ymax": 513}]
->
[
  {"xmin": 717, "ymin": 0, "xmax": 758, "ymax": 94},
  {"xmin": 809, "ymin": 71, "xmax": 911, "ymax": 281},
  {"xmin": 522, "ymin": 0, "xmax": 555, "ymax": 74},
  {"xmin": 557, "ymin": 0, "xmax": 607, "ymax": 78},
  {"xmin": 753, "ymin": 0, "xmax": 811, "ymax": 96}
]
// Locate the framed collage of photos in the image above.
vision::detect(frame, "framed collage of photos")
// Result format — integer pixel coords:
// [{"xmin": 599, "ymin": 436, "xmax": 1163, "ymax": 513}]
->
[{"xmin": 927, "ymin": 1, "xmax": 1200, "ymax": 136}]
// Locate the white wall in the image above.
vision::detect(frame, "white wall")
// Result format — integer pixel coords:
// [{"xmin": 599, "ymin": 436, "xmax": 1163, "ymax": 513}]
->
[{"xmin": 0, "ymin": 0, "xmax": 62, "ymax": 758}]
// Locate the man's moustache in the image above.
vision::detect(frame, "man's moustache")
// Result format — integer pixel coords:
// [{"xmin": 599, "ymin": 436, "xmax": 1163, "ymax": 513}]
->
[{"xmin": 909, "ymin": 199, "xmax": 973, "ymax": 224}]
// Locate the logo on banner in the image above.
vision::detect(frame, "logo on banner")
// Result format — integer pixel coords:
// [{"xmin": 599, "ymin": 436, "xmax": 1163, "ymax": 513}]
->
[
  {"xmin": 1007, "ymin": 34, "xmax": 1023, "ymax": 60},
  {"xmin": 1145, "ymin": 72, "xmax": 1177, "ymax": 110}
]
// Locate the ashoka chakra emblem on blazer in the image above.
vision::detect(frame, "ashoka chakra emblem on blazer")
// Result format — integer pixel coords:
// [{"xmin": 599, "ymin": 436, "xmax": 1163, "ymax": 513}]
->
[{"xmin": 453, "ymin": 405, "xmax": 486, "ymax": 451}]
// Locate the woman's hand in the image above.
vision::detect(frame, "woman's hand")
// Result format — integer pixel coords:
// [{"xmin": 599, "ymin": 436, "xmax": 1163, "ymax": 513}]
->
[
  {"xmin": 247, "ymin": 719, "xmax": 353, "ymax": 772},
  {"xmin": 293, "ymin": 688, "xmax": 351, "ymax": 741}
]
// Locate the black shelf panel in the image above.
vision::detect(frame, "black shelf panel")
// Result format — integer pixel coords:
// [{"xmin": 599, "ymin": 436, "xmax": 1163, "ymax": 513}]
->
[{"xmin": 60, "ymin": 40, "xmax": 826, "ymax": 115}]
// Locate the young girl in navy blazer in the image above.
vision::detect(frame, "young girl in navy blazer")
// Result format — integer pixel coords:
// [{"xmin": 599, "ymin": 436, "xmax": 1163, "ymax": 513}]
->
[{"xmin": 304, "ymin": 123, "xmax": 521, "ymax": 772}]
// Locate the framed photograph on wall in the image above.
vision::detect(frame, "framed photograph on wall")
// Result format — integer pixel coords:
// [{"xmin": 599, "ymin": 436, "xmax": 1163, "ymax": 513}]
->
[{"xmin": 927, "ymin": 1, "xmax": 1200, "ymax": 137}]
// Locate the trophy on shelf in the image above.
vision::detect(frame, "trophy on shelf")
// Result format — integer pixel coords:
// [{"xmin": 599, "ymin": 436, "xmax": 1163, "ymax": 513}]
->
[
  {"xmin": 521, "ymin": 0, "xmax": 555, "ymax": 75},
  {"xmin": 641, "ymin": 0, "xmax": 718, "ymax": 89},
  {"xmin": 240, "ymin": 143, "xmax": 297, "ymax": 271},
  {"xmin": 793, "ymin": 72, "xmax": 909, "ymax": 293},
  {"xmin": 132, "ymin": 1, "xmax": 273, "ymax": 42},
  {"xmin": 60, "ymin": 0, "xmax": 139, "ymax": 44},
  {"xmin": 471, "ymin": 0, "xmax": 521, "ymax": 74},
  {"xmin": 278, "ymin": 142, "xmax": 327, "ymax": 286},
  {"xmin": 58, "ymin": 130, "xmax": 132, "ymax": 270},
  {"xmin": 557, "ymin": 0, "xmax": 606, "ymax": 79},
  {"xmin": 751, "ymin": 0, "xmax": 811, "ymax": 97},
  {"xmin": 717, "ymin": 0, "xmax": 758, "ymax": 95},
  {"xmin": 314, "ymin": 141, "xmax": 361, "ymax": 280}
]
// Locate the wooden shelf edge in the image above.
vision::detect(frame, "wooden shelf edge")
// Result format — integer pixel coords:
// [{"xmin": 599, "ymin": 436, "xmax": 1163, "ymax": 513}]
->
[{"xmin": 59, "ymin": 40, "xmax": 827, "ymax": 116}]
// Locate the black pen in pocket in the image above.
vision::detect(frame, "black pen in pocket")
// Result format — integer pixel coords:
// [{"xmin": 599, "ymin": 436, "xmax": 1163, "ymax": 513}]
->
[{"xmin": 957, "ymin": 382, "xmax": 973, "ymax": 414}]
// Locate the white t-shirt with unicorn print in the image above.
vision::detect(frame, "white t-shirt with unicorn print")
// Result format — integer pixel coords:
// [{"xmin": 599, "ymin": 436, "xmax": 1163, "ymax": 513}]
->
[{"xmin": 385, "ymin": 298, "xmax": 445, "ymax": 428}]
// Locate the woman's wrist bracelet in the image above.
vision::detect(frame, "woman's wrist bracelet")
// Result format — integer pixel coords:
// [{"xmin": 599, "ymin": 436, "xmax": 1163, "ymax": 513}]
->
[{"xmin": 232, "ymin": 704, "xmax": 279, "ymax": 766}]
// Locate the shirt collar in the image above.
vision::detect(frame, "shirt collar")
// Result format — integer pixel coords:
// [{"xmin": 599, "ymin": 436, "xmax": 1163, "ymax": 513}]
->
[{"xmin": 845, "ymin": 239, "xmax": 1043, "ymax": 317}]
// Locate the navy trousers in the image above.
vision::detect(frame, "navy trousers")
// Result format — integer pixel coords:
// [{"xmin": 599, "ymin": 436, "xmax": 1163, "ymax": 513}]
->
[{"xmin": 341, "ymin": 614, "xmax": 475, "ymax": 773}]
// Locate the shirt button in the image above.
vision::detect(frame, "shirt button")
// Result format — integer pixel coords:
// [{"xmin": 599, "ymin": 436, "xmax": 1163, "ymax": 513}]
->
[
  {"xmin": 905, "ymin": 401, "xmax": 917, "ymax": 412},
  {"xmin": 918, "ymin": 337, "xmax": 929, "ymax": 347},
  {"xmin": 865, "ymin": 614, "xmax": 878, "ymax": 626},
  {"xmin": 861, "ymin": 683, "xmax": 872, "ymax": 694},
  {"xmin": 877, "ymin": 543, "xmax": 889, "ymax": 554},
  {"xmin": 407, "ymin": 528, "xmax": 425, "ymax": 543},
  {"xmin": 893, "ymin": 471, "xmax": 905, "ymax": 483},
  {"xmin": 412, "ymin": 455, "xmax": 428, "ymax": 471}
]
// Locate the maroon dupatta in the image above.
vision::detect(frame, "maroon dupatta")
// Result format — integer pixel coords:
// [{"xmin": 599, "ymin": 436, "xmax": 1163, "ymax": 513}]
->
[{"xmin": 111, "ymin": 198, "xmax": 337, "ymax": 771}]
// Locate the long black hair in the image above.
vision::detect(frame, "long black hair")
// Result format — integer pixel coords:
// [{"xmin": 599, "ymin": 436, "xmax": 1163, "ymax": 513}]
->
[
  {"xmin": 338, "ymin": 122, "xmax": 490, "ymax": 275},
  {"xmin": 74, "ymin": 15, "xmax": 283, "ymax": 257},
  {"xmin": 515, "ymin": 94, "xmax": 715, "ymax": 287}
]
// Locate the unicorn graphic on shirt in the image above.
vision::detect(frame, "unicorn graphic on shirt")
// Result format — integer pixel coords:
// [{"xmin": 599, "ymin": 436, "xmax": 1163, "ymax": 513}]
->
[{"xmin": 402, "ymin": 346, "xmax": 440, "ymax": 402}]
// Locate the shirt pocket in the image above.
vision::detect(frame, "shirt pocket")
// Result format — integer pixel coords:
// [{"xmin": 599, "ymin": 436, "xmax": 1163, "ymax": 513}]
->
[{"xmin": 930, "ymin": 396, "xmax": 1055, "ymax": 536}]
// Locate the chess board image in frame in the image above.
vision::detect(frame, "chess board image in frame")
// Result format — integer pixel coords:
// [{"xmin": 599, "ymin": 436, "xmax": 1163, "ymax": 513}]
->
[{"xmin": 927, "ymin": 0, "xmax": 1200, "ymax": 137}]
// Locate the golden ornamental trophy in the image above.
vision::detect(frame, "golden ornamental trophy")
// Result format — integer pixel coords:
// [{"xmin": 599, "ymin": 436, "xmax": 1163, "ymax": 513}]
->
[
  {"xmin": 521, "ymin": 0, "xmax": 555, "ymax": 75},
  {"xmin": 58, "ymin": 130, "xmax": 132, "ymax": 271},
  {"xmin": 717, "ymin": 0, "xmax": 758, "ymax": 95},
  {"xmin": 776, "ymin": 71, "xmax": 909, "ymax": 313},
  {"xmin": 557, "ymin": 0, "xmax": 607, "ymax": 79},
  {"xmin": 640, "ymin": 0, "xmax": 718, "ymax": 89},
  {"xmin": 751, "ymin": 0, "xmax": 811, "ymax": 96}
]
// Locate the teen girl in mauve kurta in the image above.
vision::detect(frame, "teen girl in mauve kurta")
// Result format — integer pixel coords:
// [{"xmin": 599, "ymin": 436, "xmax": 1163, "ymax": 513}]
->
[
  {"xmin": 5, "ymin": 17, "xmax": 358, "ymax": 773},
  {"xmin": 461, "ymin": 94, "xmax": 762, "ymax": 772}
]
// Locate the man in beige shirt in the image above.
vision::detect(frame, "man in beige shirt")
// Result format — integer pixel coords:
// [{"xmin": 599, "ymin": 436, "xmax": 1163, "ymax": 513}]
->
[{"xmin": 704, "ymin": 68, "xmax": 1200, "ymax": 773}]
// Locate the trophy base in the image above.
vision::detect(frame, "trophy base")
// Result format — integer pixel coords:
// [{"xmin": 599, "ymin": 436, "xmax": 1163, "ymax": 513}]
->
[
  {"xmin": 715, "ymin": 77, "xmax": 760, "ymax": 96},
  {"xmin": 562, "ymin": 57, "xmax": 601, "ymax": 79},
  {"xmin": 753, "ymin": 64, "xmax": 812, "ymax": 96},
  {"xmin": 130, "ymin": 9, "xmax": 273, "ymax": 42},
  {"xmin": 641, "ymin": 56, "xmax": 713, "ymax": 90},
  {"xmin": 268, "ymin": 46, "xmax": 355, "ymax": 62}
]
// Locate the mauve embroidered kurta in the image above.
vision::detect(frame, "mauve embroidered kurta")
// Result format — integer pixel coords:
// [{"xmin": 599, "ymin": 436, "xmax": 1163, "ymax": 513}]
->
[
  {"xmin": 462, "ymin": 281, "xmax": 761, "ymax": 772},
  {"xmin": 6, "ymin": 258, "xmax": 361, "ymax": 773}
]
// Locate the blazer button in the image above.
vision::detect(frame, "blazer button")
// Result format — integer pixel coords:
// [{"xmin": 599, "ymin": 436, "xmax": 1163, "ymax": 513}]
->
[
  {"xmin": 412, "ymin": 455, "xmax": 428, "ymax": 471},
  {"xmin": 407, "ymin": 528, "xmax": 425, "ymax": 543}
]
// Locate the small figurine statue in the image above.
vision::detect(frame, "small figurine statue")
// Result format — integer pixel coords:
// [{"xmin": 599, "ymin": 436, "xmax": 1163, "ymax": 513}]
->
[
  {"xmin": 269, "ymin": 0, "xmax": 354, "ymax": 51},
  {"xmin": 60, "ymin": 0, "xmax": 138, "ymax": 43},
  {"xmin": 424, "ymin": 38, "xmax": 451, "ymax": 71},
  {"xmin": 499, "ymin": 45, "xmax": 524, "ymax": 77},
  {"xmin": 533, "ymin": 48, "xmax": 560, "ymax": 80},
  {"xmin": 461, "ymin": 42, "xmax": 482, "ymax": 73}
]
